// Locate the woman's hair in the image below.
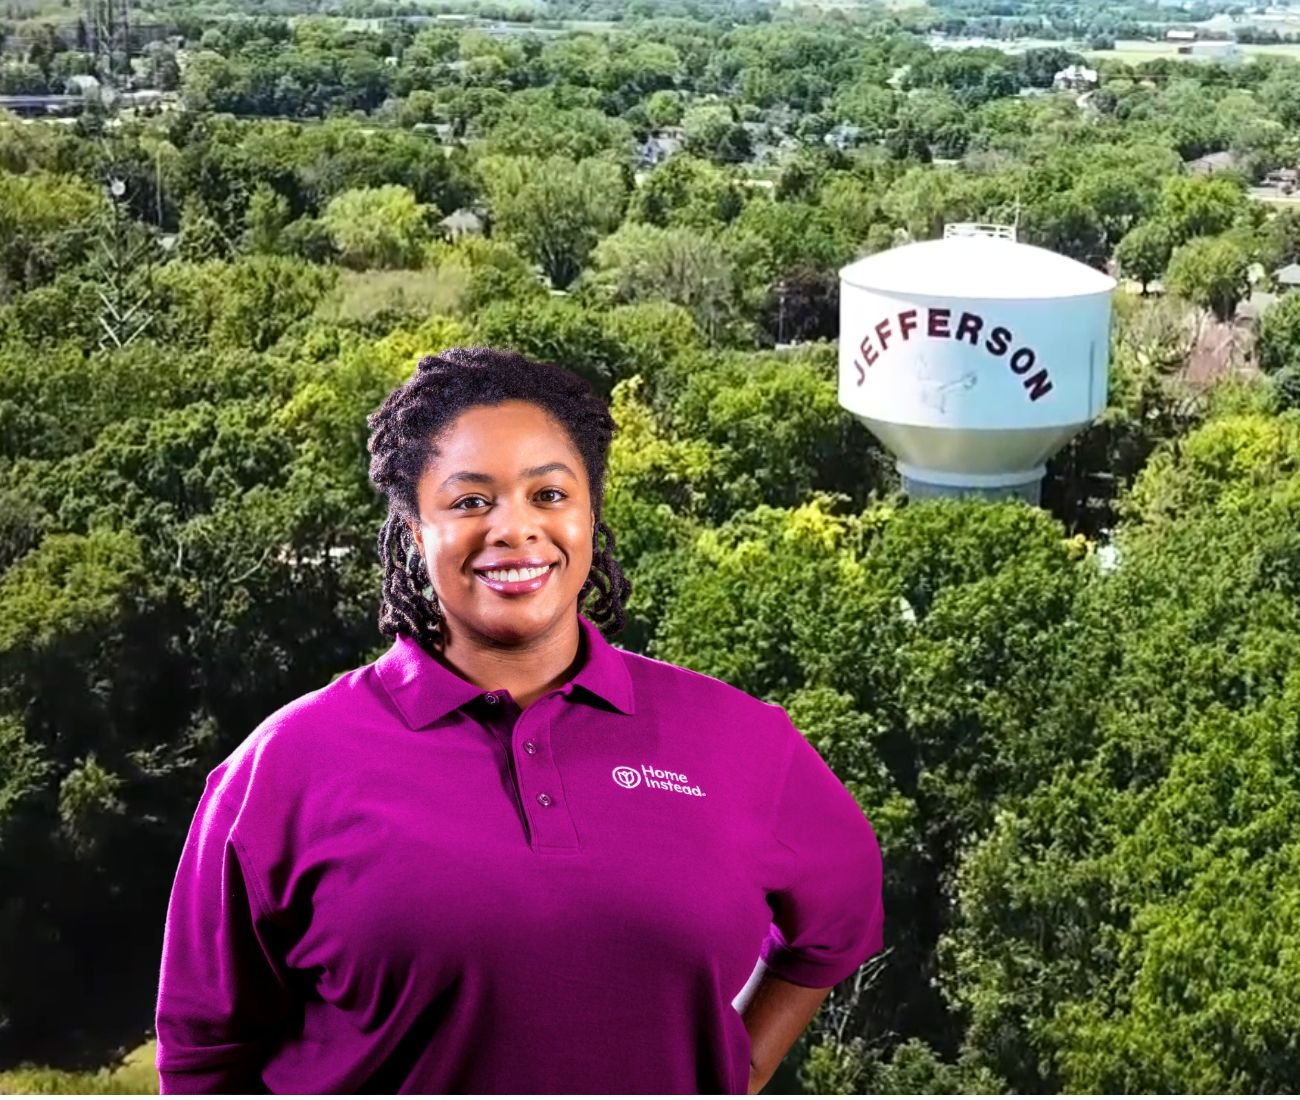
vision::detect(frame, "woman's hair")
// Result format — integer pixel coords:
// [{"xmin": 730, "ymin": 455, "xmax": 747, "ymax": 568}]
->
[{"xmin": 366, "ymin": 346, "xmax": 632, "ymax": 654}]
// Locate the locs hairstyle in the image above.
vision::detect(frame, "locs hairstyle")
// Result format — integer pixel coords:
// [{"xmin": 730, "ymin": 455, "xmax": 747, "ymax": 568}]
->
[{"xmin": 366, "ymin": 346, "xmax": 633, "ymax": 656}]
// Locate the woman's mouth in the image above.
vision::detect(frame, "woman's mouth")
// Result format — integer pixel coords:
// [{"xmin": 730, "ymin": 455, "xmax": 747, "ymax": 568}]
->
[{"xmin": 474, "ymin": 563, "xmax": 556, "ymax": 596}]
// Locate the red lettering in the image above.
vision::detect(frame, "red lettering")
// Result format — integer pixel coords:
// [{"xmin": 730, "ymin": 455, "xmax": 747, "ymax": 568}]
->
[
  {"xmin": 985, "ymin": 326, "xmax": 1011, "ymax": 356},
  {"xmin": 875, "ymin": 318, "xmax": 893, "ymax": 352},
  {"xmin": 956, "ymin": 311, "xmax": 983, "ymax": 346},
  {"xmin": 1024, "ymin": 370, "xmax": 1053, "ymax": 401},
  {"xmin": 1010, "ymin": 347, "xmax": 1036, "ymax": 375},
  {"xmin": 853, "ymin": 311, "xmax": 1052, "ymax": 402},
  {"xmin": 859, "ymin": 334, "xmax": 879, "ymax": 366}
]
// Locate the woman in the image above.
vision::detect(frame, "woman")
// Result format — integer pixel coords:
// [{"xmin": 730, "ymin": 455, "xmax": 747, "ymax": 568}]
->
[{"xmin": 154, "ymin": 347, "xmax": 885, "ymax": 1094}]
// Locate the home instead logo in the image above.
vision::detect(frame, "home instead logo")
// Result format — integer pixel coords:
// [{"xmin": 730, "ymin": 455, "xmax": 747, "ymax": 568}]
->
[{"xmin": 612, "ymin": 765, "xmax": 706, "ymax": 797}]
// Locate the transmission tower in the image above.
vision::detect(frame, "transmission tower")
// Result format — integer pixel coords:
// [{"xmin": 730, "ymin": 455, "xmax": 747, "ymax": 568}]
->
[
  {"xmin": 91, "ymin": 177, "xmax": 157, "ymax": 351},
  {"xmin": 85, "ymin": 0, "xmax": 131, "ymax": 89}
]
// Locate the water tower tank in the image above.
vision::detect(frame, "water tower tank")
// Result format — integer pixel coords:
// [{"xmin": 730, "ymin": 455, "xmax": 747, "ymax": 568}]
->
[{"xmin": 838, "ymin": 225, "xmax": 1117, "ymax": 504}]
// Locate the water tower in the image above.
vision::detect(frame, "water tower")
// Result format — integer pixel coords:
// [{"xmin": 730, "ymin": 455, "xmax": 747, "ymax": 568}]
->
[{"xmin": 838, "ymin": 224, "xmax": 1116, "ymax": 505}]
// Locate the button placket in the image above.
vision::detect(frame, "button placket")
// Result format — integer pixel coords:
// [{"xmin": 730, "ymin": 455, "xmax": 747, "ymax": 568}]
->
[{"xmin": 514, "ymin": 713, "xmax": 579, "ymax": 852}]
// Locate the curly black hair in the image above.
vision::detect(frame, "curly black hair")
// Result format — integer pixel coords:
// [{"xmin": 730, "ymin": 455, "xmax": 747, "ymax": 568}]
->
[{"xmin": 366, "ymin": 346, "xmax": 633, "ymax": 655}]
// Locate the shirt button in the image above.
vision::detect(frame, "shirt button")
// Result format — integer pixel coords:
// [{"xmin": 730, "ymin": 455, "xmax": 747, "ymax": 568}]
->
[
  {"xmin": 523, "ymin": 740, "xmax": 537, "ymax": 755},
  {"xmin": 485, "ymin": 694, "xmax": 498, "ymax": 705},
  {"xmin": 536, "ymin": 792, "xmax": 553, "ymax": 807}
]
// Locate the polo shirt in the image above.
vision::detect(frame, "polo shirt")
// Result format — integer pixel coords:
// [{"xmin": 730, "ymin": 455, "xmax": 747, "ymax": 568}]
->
[{"xmin": 154, "ymin": 614, "xmax": 885, "ymax": 1094}]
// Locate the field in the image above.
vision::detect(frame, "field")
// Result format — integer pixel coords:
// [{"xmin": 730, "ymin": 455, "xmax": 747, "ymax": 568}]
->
[{"xmin": 1087, "ymin": 37, "xmax": 1300, "ymax": 62}]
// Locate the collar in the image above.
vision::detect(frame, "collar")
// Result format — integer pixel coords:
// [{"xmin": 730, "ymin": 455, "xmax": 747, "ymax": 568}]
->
[{"xmin": 374, "ymin": 613, "xmax": 636, "ymax": 729}]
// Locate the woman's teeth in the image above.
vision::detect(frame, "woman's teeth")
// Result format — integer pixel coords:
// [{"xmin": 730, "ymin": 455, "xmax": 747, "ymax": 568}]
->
[{"xmin": 483, "ymin": 565, "xmax": 551, "ymax": 582}]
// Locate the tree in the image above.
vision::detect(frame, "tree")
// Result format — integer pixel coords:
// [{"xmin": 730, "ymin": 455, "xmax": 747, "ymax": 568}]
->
[
  {"xmin": 1019, "ymin": 46, "xmax": 1083, "ymax": 89},
  {"xmin": 1164, "ymin": 234, "xmax": 1251, "ymax": 322},
  {"xmin": 628, "ymin": 154, "xmax": 746, "ymax": 232},
  {"xmin": 681, "ymin": 103, "xmax": 736, "ymax": 161},
  {"xmin": 1157, "ymin": 175, "xmax": 1249, "ymax": 246},
  {"xmin": 479, "ymin": 154, "xmax": 626, "ymax": 291},
  {"xmin": 0, "ymin": 170, "xmax": 102, "ymax": 299},
  {"xmin": 1074, "ymin": 169, "xmax": 1158, "ymax": 252},
  {"xmin": 587, "ymin": 222, "xmax": 740, "ymax": 343},
  {"xmin": 178, "ymin": 195, "xmax": 234, "ymax": 262},
  {"xmin": 481, "ymin": 97, "xmax": 633, "ymax": 162},
  {"xmin": 1115, "ymin": 220, "xmax": 1174, "ymax": 293},
  {"xmin": 1023, "ymin": 192, "xmax": 1109, "ymax": 269},
  {"xmin": 1258, "ymin": 207, "xmax": 1300, "ymax": 272},
  {"xmin": 762, "ymin": 266, "xmax": 840, "ymax": 345},
  {"xmin": 645, "ymin": 89, "xmax": 684, "ymax": 129},
  {"xmin": 321, "ymin": 184, "xmax": 432, "ymax": 270},
  {"xmin": 945, "ymin": 424, "xmax": 1300, "ymax": 1091},
  {"xmin": 1253, "ymin": 292, "xmax": 1300, "ymax": 375},
  {"xmin": 242, "ymin": 183, "xmax": 290, "ymax": 255}
]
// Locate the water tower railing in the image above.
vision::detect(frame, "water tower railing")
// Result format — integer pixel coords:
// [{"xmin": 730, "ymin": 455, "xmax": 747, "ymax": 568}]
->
[{"xmin": 942, "ymin": 222, "xmax": 1018, "ymax": 241}]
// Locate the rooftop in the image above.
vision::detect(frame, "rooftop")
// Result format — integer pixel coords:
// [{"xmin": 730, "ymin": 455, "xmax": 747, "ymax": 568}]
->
[{"xmin": 841, "ymin": 234, "xmax": 1116, "ymax": 300}]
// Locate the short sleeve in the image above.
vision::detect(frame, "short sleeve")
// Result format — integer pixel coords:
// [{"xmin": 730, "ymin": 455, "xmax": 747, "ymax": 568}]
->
[
  {"xmin": 154, "ymin": 776, "xmax": 294, "ymax": 1094},
  {"xmin": 759, "ymin": 709, "xmax": 885, "ymax": 989}
]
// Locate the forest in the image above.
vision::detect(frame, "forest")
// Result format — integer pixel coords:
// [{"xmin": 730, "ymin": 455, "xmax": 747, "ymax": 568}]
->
[{"xmin": 2, "ymin": 0, "xmax": 1300, "ymax": 1092}]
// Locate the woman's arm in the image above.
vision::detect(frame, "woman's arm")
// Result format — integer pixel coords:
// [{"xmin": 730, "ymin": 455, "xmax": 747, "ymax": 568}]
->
[{"xmin": 734, "ymin": 958, "xmax": 833, "ymax": 1094}]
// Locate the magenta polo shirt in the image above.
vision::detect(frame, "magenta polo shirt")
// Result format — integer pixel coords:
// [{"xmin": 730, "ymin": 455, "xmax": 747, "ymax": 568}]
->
[{"xmin": 154, "ymin": 614, "xmax": 885, "ymax": 1094}]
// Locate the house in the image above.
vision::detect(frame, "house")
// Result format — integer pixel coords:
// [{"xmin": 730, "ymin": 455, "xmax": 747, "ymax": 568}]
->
[
  {"xmin": 765, "ymin": 104, "xmax": 798, "ymax": 130},
  {"xmin": 635, "ymin": 132, "xmax": 682, "ymax": 169},
  {"xmin": 1052, "ymin": 64, "xmax": 1099, "ymax": 91},
  {"xmin": 413, "ymin": 122, "xmax": 457, "ymax": 143},
  {"xmin": 1237, "ymin": 290, "xmax": 1279, "ymax": 323},
  {"xmin": 64, "ymin": 73, "xmax": 100, "ymax": 97},
  {"xmin": 1184, "ymin": 150, "xmax": 1240, "ymax": 175},
  {"xmin": 1165, "ymin": 28, "xmax": 1198, "ymax": 41},
  {"xmin": 439, "ymin": 209, "xmax": 484, "ymax": 239},
  {"xmin": 1274, "ymin": 262, "xmax": 1300, "ymax": 289},
  {"xmin": 1180, "ymin": 41, "xmax": 1241, "ymax": 63},
  {"xmin": 823, "ymin": 122, "xmax": 863, "ymax": 152}
]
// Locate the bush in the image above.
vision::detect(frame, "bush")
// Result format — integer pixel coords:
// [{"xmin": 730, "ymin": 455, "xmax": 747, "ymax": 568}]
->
[{"xmin": 0, "ymin": 1039, "xmax": 159, "ymax": 1094}]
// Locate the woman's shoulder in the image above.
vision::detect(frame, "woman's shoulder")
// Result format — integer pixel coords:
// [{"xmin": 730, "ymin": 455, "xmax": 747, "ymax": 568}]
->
[
  {"xmin": 208, "ymin": 657, "xmax": 388, "ymax": 802},
  {"xmin": 617, "ymin": 647, "xmax": 788, "ymax": 725}
]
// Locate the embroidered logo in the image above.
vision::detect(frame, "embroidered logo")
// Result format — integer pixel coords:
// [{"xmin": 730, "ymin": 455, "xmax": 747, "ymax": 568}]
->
[{"xmin": 613, "ymin": 764, "xmax": 706, "ymax": 797}]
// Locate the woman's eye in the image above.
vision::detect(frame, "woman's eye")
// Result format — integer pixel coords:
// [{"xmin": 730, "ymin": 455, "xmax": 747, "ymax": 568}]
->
[{"xmin": 453, "ymin": 490, "xmax": 566, "ymax": 510}]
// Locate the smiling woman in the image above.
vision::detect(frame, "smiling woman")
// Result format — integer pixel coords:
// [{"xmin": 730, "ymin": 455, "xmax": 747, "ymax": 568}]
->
[
  {"xmin": 368, "ymin": 348, "xmax": 633, "ymax": 680},
  {"xmin": 153, "ymin": 346, "xmax": 885, "ymax": 1096}
]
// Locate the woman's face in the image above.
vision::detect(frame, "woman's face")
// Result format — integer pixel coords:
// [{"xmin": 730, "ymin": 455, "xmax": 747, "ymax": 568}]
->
[{"xmin": 407, "ymin": 400, "xmax": 596, "ymax": 649}]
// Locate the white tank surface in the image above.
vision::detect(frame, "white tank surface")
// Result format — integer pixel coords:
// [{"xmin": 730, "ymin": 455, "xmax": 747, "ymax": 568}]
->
[{"xmin": 838, "ymin": 227, "xmax": 1117, "ymax": 504}]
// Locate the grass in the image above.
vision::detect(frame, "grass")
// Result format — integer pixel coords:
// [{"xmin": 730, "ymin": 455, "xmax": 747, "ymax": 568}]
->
[
  {"xmin": 0, "ymin": 1040, "xmax": 159, "ymax": 1095},
  {"xmin": 1086, "ymin": 37, "xmax": 1300, "ymax": 63},
  {"xmin": 312, "ymin": 264, "xmax": 469, "ymax": 328}
]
